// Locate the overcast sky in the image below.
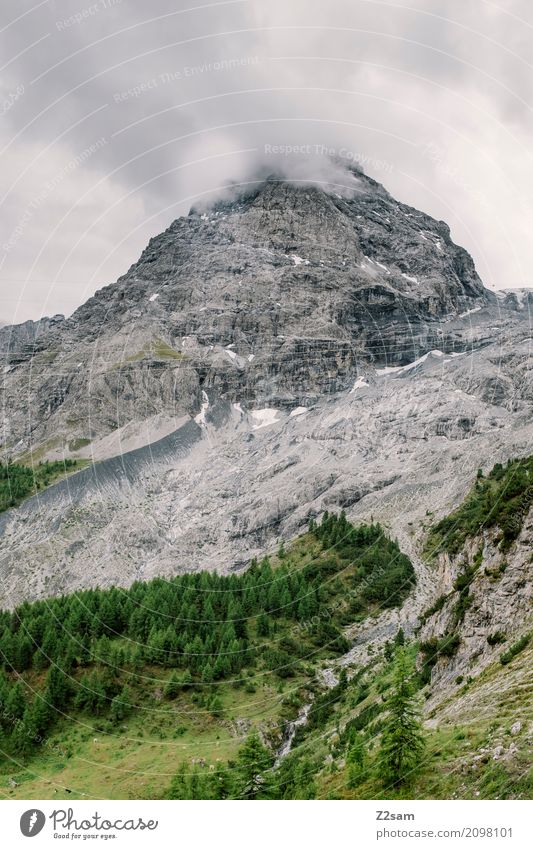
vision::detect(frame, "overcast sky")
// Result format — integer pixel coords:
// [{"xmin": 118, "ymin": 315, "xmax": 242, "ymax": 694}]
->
[{"xmin": 1, "ymin": 0, "xmax": 533, "ymax": 323}]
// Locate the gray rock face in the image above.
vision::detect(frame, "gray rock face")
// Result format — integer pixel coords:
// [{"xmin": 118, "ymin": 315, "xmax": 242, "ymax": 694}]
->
[
  {"xmin": 0, "ymin": 315, "xmax": 64, "ymax": 363},
  {"xmin": 1, "ymin": 168, "xmax": 493, "ymax": 458},
  {"xmin": 0, "ymin": 165, "xmax": 531, "ymax": 614},
  {"xmin": 420, "ymin": 512, "xmax": 533, "ymax": 694}
]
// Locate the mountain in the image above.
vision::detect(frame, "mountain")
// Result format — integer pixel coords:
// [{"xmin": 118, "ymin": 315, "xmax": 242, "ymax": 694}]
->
[
  {"xmin": 0, "ymin": 163, "xmax": 531, "ymax": 801},
  {"xmin": 1, "ymin": 168, "xmax": 492, "ymax": 454},
  {"xmin": 0, "ymin": 167, "xmax": 531, "ymax": 608}
]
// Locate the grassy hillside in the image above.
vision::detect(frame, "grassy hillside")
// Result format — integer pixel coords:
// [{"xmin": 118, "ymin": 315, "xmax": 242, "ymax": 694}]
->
[
  {"xmin": 426, "ymin": 456, "xmax": 533, "ymax": 557},
  {"xmin": 280, "ymin": 641, "xmax": 532, "ymax": 801}
]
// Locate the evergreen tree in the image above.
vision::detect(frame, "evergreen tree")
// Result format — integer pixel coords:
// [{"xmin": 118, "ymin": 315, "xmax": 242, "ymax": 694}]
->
[
  {"xmin": 109, "ymin": 686, "xmax": 132, "ymax": 724},
  {"xmin": 377, "ymin": 649, "xmax": 425, "ymax": 786},
  {"xmin": 201, "ymin": 662, "xmax": 213, "ymax": 684},
  {"xmin": 209, "ymin": 695, "xmax": 223, "ymax": 718},
  {"xmin": 166, "ymin": 764, "xmax": 218, "ymax": 800},
  {"xmin": 383, "ymin": 640, "xmax": 394, "ymax": 662},
  {"xmin": 167, "ymin": 764, "xmax": 193, "ymax": 799},
  {"xmin": 234, "ymin": 731, "xmax": 274, "ymax": 799},
  {"xmin": 31, "ymin": 693, "xmax": 53, "ymax": 737},
  {"xmin": 180, "ymin": 668, "xmax": 193, "ymax": 691},
  {"xmin": 45, "ymin": 664, "xmax": 73, "ymax": 709},
  {"xmin": 6, "ymin": 681, "xmax": 26, "ymax": 720},
  {"xmin": 11, "ymin": 709, "xmax": 35, "ymax": 756},
  {"xmin": 213, "ymin": 654, "xmax": 230, "ymax": 680},
  {"xmin": 74, "ymin": 673, "xmax": 107, "ymax": 715},
  {"xmin": 208, "ymin": 761, "xmax": 232, "ymax": 799},
  {"xmin": 256, "ymin": 613, "xmax": 270, "ymax": 637},
  {"xmin": 33, "ymin": 647, "xmax": 50, "ymax": 671},
  {"xmin": 276, "ymin": 754, "xmax": 317, "ymax": 799},
  {"xmin": 15, "ymin": 636, "xmax": 34, "ymax": 672},
  {"xmin": 164, "ymin": 672, "xmax": 181, "ymax": 699},
  {"xmin": 346, "ymin": 730, "xmax": 366, "ymax": 788}
]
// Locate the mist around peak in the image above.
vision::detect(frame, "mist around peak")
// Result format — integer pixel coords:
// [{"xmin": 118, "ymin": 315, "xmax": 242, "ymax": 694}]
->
[{"xmin": 188, "ymin": 154, "xmax": 377, "ymax": 214}]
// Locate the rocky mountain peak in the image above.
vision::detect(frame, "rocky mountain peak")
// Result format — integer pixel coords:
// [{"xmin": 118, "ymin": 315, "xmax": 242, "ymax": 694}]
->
[{"xmin": 0, "ymin": 164, "xmax": 507, "ymax": 465}]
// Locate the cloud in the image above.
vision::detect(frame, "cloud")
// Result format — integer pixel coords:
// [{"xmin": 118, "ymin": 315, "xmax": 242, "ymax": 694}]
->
[{"xmin": 1, "ymin": 0, "xmax": 532, "ymax": 322}]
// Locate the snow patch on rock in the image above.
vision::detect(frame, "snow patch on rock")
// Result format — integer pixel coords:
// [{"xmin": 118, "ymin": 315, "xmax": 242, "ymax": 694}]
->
[
  {"xmin": 194, "ymin": 391, "xmax": 210, "ymax": 426},
  {"xmin": 458, "ymin": 306, "xmax": 482, "ymax": 318},
  {"xmin": 377, "ymin": 350, "xmax": 446, "ymax": 376},
  {"xmin": 250, "ymin": 408, "xmax": 280, "ymax": 429},
  {"xmin": 350, "ymin": 376, "xmax": 369, "ymax": 393}
]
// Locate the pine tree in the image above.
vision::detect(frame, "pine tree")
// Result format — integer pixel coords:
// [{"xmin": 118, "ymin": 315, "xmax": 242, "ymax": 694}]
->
[
  {"xmin": 256, "ymin": 613, "xmax": 270, "ymax": 637},
  {"xmin": 202, "ymin": 662, "xmax": 213, "ymax": 684},
  {"xmin": 166, "ymin": 764, "xmax": 189, "ymax": 799},
  {"xmin": 209, "ymin": 695, "xmax": 223, "ymax": 717},
  {"xmin": 6, "ymin": 681, "xmax": 26, "ymax": 720},
  {"xmin": 213, "ymin": 654, "xmax": 230, "ymax": 680},
  {"xmin": 208, "ymin": 761, "xmax": 232, "ymax": 799},
  {"xmin": 11, "ymin": 709, "xmax": 35, "ymax": 756},
  {"xmin": 383, "ymin": 640, "xmax": 394, "ymax": 662},
  {"xmin": 32, "ymin": 647, "xmax": 50, "ymax": 671},
  {"xmin": 110, "ymin": 686, "xmax": 131, "ymax": 724},
  {"xmin": 346, "ymin": 730, "xmax": 366, "ymax": 788},
  {"xmin": 46, "ymin": 664, "xmax": 73, "ymax": 709},
  {"xmin": 15, "ymin": 636, "xmax": 33, "ymax": 672},
  {"xmin": 74, "ymin": 672, "xmax": 107, "ymax": 715},
  {"xmin": 31, "ymin": 693, "xmax": 53, "ymax": 737},
  {"xmin": 164, "ymin": 672, "xmax": 181, "ymax": 699},
  {"xmin": 277, "ymin": 754, "xmax": 317, "ymax": 799},
  {"xmin": 377, "ymin": 648, "xmax": 425, "ymax": 786},
  {"xmin": 235, "ymin": 731, "xmax": 274, "ymax": 799}
]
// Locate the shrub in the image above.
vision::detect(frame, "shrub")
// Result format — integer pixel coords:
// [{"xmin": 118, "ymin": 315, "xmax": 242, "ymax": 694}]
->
[{"xmin": 500, "ymin": 633, "xmax": 531, "ymax": 665}]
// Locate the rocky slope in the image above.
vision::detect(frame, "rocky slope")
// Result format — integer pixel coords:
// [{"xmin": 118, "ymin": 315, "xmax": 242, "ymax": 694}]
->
[
  {"xmin": 0, "ymin": 314, "xmax": 64, "ymax": 364},
  {"xmin": 420, "ymin": 510, "xmax": 533, "ymax": 696},
  {"xmin": 0, "ymin": 165, "xmax": 531, "ymax": 612}
]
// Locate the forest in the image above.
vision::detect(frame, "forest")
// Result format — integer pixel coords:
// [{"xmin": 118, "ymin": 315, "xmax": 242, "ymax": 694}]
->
[{"xmin": 0, "ymin": 512, "xmax": 415, "ymax": 764}]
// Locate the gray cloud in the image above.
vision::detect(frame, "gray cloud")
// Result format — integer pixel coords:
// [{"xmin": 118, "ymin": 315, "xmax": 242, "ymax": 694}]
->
[{"xmin": 1, "ymin": 0, "xmax": 532, "ymax": 322}]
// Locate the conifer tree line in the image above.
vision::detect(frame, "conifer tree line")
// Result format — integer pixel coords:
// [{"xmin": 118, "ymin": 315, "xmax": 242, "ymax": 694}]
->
[
  {"xmin": 427, "ymin": 455, "xmax": 533, "ymax": 555},
  {"xmin": 0, "ymin": 460, "xmax": 79, "ymax": 513}
]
